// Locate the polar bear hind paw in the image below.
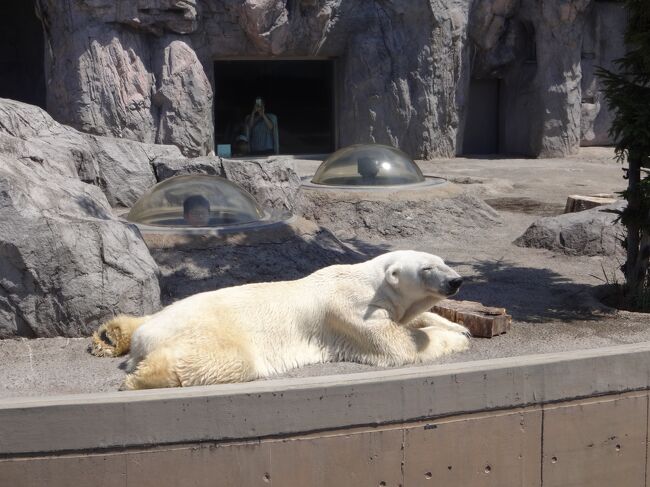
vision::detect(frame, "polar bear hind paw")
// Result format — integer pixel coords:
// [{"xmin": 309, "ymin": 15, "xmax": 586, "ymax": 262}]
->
[{"xmin": 90, "ymin": 315, "xmax": 147, "ymax": 358}]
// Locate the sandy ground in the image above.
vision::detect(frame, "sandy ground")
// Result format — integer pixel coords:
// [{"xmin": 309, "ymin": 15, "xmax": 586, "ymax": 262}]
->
[{"xmin": 2, "ymin": 147, "xmax": 649, "ymax": 399}]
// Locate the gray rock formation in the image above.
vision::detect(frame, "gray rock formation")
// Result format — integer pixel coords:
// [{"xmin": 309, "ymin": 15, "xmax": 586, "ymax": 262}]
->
[
  {"xmin": 219, "ymin": 157, "xmax": 301, "ymax": 214},
  {"xmin": 153, "ymin": 155, "xmax": 301, "ymax": 213},
  {"xmin": 153, "ymin": 155, "xmax": 222, "ymax": 180},
  {"xmin": 153, "ymin": 39, "xmax": 214, "ymax": 156},
  {"xmin": 0, "ymin": 98, "xmax": 163, "ymax": 338},
  {"xmin": 0, "ymin": 154, "xmax": 161, "ymax": 338},
  {"xmin": 514, "ymin": 202, "xmax": 625, "ymax": 256},
  {"xmin": 0, "ymin": 98, "xmax": 99, "ymax": 181},
  {"xmin": 465, "ymin": 0, "xmax": 612, "ymax": 156},
  {"xmin": 0, "ymin": 98, "xmax": 182, "ymax": 208},
  {"xmin": 297, "ymin": 184, "xmax": 502, "ymax": 241},
  {"xmin": 88, "ymin": 135, "xmax": 181, "ymax": 208},
  {"xmin": 31, "ymin": 0, "xmax": 621, "ymax": 159},
  {"xmin": 580, "ymin": 1, "xmax": 627, "ymax": 146},
  {"xmin": 39, "ymin": 0, "xmax": 213, "ymax": 157}
]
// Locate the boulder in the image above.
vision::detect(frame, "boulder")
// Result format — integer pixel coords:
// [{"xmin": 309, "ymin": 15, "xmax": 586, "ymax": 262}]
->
[
  {"xmin": 220, "ymin": 157, "xmax": 301, "ymax": 214},
  {"xmin": 0, "ymin": 98, "xmax": 181, "ymax": 208},
  {"xmin": 0, "ymin": 98, "xmax": 98, "ymax": 181},
  {"xmin": 153, "ymin": 39, "xmax": 214, "ymax": 157},
  {"xmin": 89, "ymin": 135, "xmax": 182, "ymax": 208},
  {"xmin": 153, "ymin": 155, "xmax": 222, "ymax": 180},
  {"xmin": 514, "ymin": 202, "xmax": 625, "ymax": 256},
  {"xmin": 0, "ymin": 155, "xmax": 161, "ymax": 338}
]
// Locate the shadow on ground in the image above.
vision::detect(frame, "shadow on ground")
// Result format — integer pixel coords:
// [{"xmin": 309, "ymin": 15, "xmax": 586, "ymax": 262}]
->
[
  {"xmin": 150, "ymin": 227, "xmax": 391, "ymax": 304},
  {"xmin": 448, "ymin": 258, "xmax": 614, "ymax": 323}
]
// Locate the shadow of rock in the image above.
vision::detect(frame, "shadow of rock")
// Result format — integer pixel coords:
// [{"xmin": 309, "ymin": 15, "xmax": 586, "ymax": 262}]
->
[{"xmin": 148, "ymin": 220, "xmax": 388, "ymax": 304}]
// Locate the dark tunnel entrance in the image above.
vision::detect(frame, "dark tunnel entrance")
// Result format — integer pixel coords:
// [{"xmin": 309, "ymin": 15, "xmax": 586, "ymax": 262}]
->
[
  {"xmin": 0, "ymin": 1, "xmax": 46, "ymax": 108},
  {"xmin": 214, "ymin": 60, "xmax": 335, "ymax": 156}
]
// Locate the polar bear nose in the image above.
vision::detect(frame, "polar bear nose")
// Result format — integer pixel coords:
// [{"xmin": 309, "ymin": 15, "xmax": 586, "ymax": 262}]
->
[{"xmin": 448, "ymin": 277, "xmax": 463, "ymax": 291}]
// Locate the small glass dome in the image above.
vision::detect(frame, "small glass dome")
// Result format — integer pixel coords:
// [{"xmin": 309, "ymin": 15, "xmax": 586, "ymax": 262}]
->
[
  {"xmin": 311, "ymin": 144, "xmax": 425, "ymax": 186},
  {"xmin": 127, "ymin": 175, "xmax": 265, "ymax": 227}
]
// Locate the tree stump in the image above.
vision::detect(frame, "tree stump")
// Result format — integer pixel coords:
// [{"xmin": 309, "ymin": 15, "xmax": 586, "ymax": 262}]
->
[
  {"xmin": 564, "ymin": 194, "xmax": 617, "ymax": 213},
  {"xmin": 432, "ymin": 300, "xmax": 512, "ymax": 338}
]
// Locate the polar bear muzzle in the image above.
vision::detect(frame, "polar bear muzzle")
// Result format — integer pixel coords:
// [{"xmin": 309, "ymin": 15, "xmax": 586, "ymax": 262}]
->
[
  {"xmin": 419, "ymin": 264, "xmax": 463, "ymax": 297},
  {"xmin": 446, "ymin": 277, "xmax": 463, "ymax": 296}
]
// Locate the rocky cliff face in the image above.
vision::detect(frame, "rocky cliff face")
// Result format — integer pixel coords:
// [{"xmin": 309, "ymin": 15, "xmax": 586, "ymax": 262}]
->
[
  {"xmin": 34, "ymin": 0, "xmax": 622, "ymax": 158},
  {"xmin": 0, "ymin": 98, "xmax": 165, "ymax": 337},
  {"xmin": 39, "ymin": 0, "xmax": 212, "ymax": 157}
]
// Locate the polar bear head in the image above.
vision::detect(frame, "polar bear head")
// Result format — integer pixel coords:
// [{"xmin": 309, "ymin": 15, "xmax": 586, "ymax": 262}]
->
[{"xmin": 381, "ymin": 250, "xmax": 463, "ymax": 300}]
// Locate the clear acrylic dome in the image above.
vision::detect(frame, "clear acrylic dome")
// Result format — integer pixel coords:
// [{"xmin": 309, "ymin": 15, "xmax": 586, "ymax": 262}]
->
[
  {"xmin": 127, "ymin": 175, "xmax": 264, "ymax": 227},
  {"xmin": 311, "ymin": 144, "xmax": 425, "ymax": 186}
]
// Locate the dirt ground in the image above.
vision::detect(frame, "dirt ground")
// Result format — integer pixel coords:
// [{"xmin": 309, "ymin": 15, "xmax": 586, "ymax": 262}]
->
[{"xmin": 2, "ymin": 147, "xmax": 648, "ymax": 399}]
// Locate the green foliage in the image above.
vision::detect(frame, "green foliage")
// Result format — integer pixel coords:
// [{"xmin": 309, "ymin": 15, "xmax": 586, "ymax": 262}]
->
[
  {"xmin": 596, "ymin": 0, "xmax": 650, "ymax": 311},
  {"xmin": 616, "ymin": 176, "xmax": 650, "ymax": 231}
]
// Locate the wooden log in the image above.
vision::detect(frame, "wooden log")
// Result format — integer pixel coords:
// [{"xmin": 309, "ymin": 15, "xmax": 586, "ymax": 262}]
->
[
  {"xmin": 564, "ymin": 194, "xmax": 617, "ymax": 214},
  {"xmin": 432, "ymin": 299, "xmax": 511, "ymax": 338}
]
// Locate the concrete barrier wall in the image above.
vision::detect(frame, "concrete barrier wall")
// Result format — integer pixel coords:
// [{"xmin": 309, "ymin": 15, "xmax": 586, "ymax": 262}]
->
[{"xmin": 2, "ymin": 343, "xmax": 650, "ymax": 486}]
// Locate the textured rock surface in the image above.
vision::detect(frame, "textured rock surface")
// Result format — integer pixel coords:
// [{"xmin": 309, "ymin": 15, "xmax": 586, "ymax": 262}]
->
[
  {"xmin": 0, "ymin": 98, "xmax": 181, "ymax": 208},
  {"xmin": 153, "ymin": 155, "xmax": 301, "ymax": 213},
  {"xmin": 153, "ymin": 155, "xmax": 222, "ymax": 180},
  {"xmin": 580, "ymin": 1, "xmax": 627, "ymax": 146},
  {"xmin": 219, "ymin": 157, "xmax": 301, "ymax": 214},
  {"xmin": 39, "ymin": 1, "xmax": 212, "ymax": 156},
  {"xmin": 466, "ymin": 0, "xmax": 606, "ymax": 156},
  {"xmin": 48, "ymin": 25, "xmax": 158, "ymax": 143},
  {"xmin": 88, "ymin": 135, "xmax": 182, "ymax": 207},
  {"xmin": 153, "ymin": 39, "xmax": 214, "ymax": 156},
  {"xmin": 514, "ymin": 202, "xmax": 625, "ymax": 256},
  {"xmin": 297, "ymin": 185, "xmax": 502, "ymax": 241},
  {"xmin": 27, "ymin": 1, "xmax": 625, "ymax": 158},
  {"xmin": 0, "ymin": 155, "xmax": 160, "ymax": 338},
  {"xmin": 0, "ymin": 98, "xmax": 99, "ymax": 181},
  {"xmin": 0, "ymin": 99, "xmax": 162, "ymax": 338}
]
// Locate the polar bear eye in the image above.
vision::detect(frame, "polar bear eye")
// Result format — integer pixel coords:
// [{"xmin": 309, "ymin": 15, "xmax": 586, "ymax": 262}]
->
[{"xmin": 421, "ymin": 266, "xmax": 433, "ymax": 271}]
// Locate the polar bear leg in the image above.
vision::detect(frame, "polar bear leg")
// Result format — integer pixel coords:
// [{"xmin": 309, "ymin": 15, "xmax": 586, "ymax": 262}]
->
[
  {"xmin": 122, "ymin": 346, "xmax": 182, "ymax": 390},
  {"xmin": 342, "ymin": 317, "xmax": 468, "ymax": 367},
  {"xmin": 414, "ymin": 326, "xmax": 470, "ymax": 361},
  {"xmin": 175, "ymin": 344, "xmax": 257, "ymax": 386},
  {"xmin": 408, "ymin": 312, "xmax": 471, "ymax": 337},
  {"xmin": 122, "ymin": 343, "xmax": 257, "ymax": 390}
]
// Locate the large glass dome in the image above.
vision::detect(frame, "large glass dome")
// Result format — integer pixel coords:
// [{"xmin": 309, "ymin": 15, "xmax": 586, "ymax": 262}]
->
[
  {"xmin": 311, "ymin": 144, "xmax": 425, "ymax": 186},
  {"xmin": 127, "ymin": 175, "xmax": 264, "ymax": 227}
]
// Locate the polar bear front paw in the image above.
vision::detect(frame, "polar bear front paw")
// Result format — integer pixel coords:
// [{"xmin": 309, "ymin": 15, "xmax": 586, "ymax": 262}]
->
[
  {"xmin": 410, "ymin": 312, "xmax": 472, "ymax": 338},
  {"xmin": 418, "ymin": 327, "xmax": 469, "ymax": 361}
]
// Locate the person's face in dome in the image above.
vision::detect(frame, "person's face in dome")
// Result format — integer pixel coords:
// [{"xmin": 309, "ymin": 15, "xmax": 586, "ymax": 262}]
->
[
  {"xmin": 183, "ymin": 196, "xmax": 211, "ymax": 226},
  {"xmin": 185, "ymin": 207, "xmax": 210, "ymax": 226}
]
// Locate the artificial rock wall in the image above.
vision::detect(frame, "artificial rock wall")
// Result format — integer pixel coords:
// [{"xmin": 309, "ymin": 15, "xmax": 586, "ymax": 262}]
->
[{"xmin": 36, "ymin": 0, "xmax": 625, "ymax": 159}]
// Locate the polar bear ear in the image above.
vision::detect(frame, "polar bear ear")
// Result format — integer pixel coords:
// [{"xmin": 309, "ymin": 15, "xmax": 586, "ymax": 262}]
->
[{"xmin": 385, "ymin": 263, "xmax": 401, "ymax": 287}]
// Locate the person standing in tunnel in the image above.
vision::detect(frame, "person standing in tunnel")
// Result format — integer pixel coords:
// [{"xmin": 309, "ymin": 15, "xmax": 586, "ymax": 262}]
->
[{"xmin": 245, "ymin": 97, "xmax": 279, "ymax": 156}]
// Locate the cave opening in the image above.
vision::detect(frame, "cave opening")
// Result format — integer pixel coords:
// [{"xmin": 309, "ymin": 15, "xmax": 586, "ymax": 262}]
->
[
  {"xmin": 214, "ymin": 59, "xmax": 335, "ymax": 156},
  {"xmin": 0, "ymin": 1, "xmax": 46, "ymax": 109},
  {"xmin": 463, "ymin": 78, "xmax": 500, "ymax": 155}
]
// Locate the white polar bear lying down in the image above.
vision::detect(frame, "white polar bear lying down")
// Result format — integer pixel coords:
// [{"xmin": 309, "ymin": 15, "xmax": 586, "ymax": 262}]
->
[{"xmin": 91, "ymin": 250, "xmax": 469, "ymax": 390}]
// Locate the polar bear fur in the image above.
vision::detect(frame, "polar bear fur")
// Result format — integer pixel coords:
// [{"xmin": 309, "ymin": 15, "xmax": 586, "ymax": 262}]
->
[{"xmin": 91, "ymin": 250, "xmax": 469, "ymax": 390}]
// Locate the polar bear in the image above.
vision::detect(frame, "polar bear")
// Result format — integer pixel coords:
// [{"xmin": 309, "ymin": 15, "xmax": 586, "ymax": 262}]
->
[{"xmin": 91, "ymin": 250, "xmax": 469, "ymax": 390}]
